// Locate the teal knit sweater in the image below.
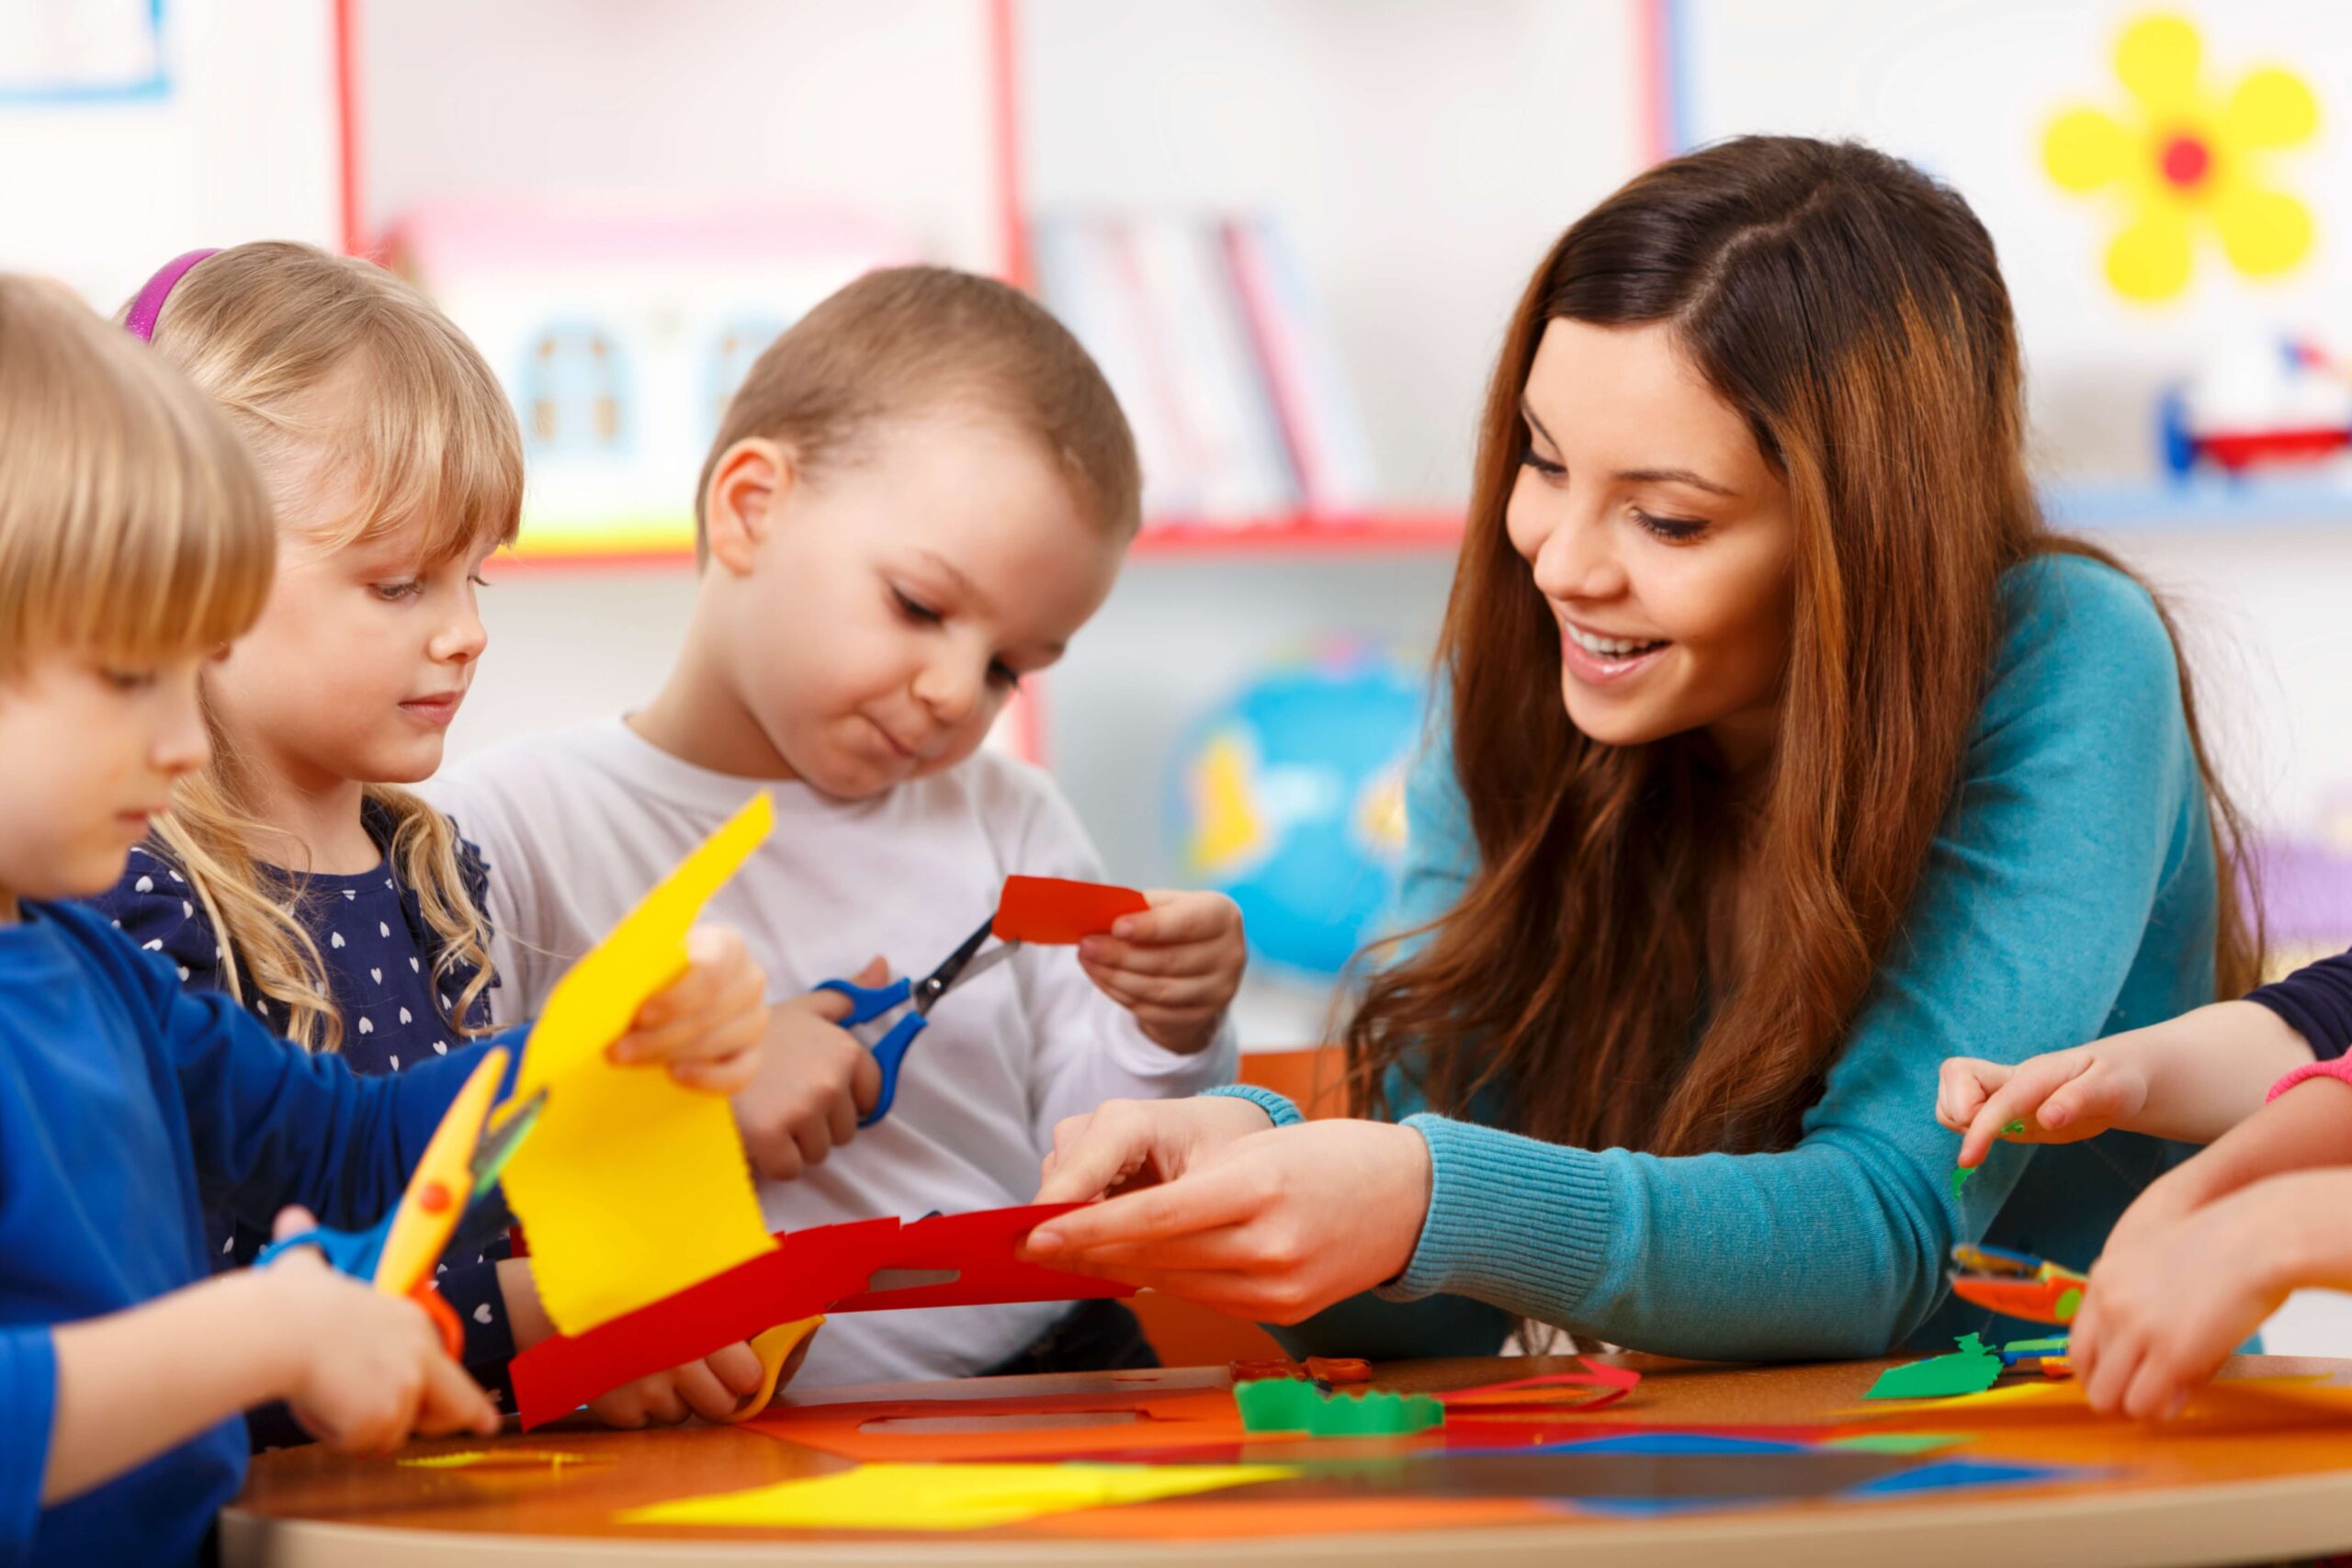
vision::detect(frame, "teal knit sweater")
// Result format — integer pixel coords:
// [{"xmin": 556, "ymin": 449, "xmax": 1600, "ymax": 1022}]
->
[{"xmin": 1214, "ymin": 555, "xmax": 2220, "ymax": 1360}]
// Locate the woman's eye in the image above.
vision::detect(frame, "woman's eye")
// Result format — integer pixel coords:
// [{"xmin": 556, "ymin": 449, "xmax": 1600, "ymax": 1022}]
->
[
  {"xmin": 1633, "ymin": 509, "xmax": 1708, "ymax": 544},
  {"xmin": 891, "ymin": 588, "xmax": 943, "ymax": 625},
  {"xmin": 1520, "ymin": 446, "xmax": 1567, "ymax": 479},
  {"xmin": 468, "ymin": 572, "xmax": 493, "ymax": 590}
]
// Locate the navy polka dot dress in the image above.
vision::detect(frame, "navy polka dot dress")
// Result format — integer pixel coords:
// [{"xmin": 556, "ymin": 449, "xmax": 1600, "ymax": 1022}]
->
[{"xmin": 87, "ymin": 802, "xmax": 519, "ymax": 1430}]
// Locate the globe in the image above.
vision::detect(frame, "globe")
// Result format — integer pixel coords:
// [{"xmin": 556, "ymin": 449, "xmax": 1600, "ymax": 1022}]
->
[{"xmin": 1166, "ymin": 640, "xmax": 1430, "ymax": 978}]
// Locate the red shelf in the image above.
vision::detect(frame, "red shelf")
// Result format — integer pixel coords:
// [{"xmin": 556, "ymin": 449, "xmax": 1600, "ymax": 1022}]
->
[{"xmin": 1131, "ymin": 511, "xmax": 1464, "ymax": 558}]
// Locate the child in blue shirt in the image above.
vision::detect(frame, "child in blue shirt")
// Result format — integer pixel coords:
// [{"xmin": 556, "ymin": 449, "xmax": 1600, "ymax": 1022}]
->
[{"xmin": 0, "ymin": 275, "xmax": 765, "ymax": 1567}]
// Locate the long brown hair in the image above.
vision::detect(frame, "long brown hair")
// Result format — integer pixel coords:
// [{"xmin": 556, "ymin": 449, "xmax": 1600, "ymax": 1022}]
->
[{"xmin": 1346, "ymin": 137, "xmax": 2257, "ymax": 1156}]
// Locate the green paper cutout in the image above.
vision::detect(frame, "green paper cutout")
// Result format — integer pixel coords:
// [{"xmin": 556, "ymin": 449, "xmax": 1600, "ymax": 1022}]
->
[
  {"xmin": 1234, "ymin": 1378, "xmax": 1445, "ymax": 1436},
  {"xmin": 1825, "ymin": 1432, "xmax": 1967, "ymax": 1454},
  {"xmin": 1863, "ymin": 1333, "xmax": 2004, "ymax": 1400},
  {"xmin": 1951, "ymin": 1121, "xmax": 2032, "ymax": 1197}
]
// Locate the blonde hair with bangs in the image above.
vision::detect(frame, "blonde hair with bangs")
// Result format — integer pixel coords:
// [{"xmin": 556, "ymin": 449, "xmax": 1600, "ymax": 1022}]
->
[
  {"xmin": 0, "ymin": 275, "xmax": 274, "ymax": 680},
  {"xmin": 132, "ymin": 242, "xmax": 523, "ymax": 1053}
]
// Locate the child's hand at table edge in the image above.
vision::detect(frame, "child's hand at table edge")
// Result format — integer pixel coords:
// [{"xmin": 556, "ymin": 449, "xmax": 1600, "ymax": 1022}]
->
[
  {"xmin": 607, "ymin": 923, "xmax": 770, "ymax": 1093},
  {"xmin": 1076, "ymin": 890, "xmax": 1246, "ymax": 1055},
  {"xmin": 263, "ymin": 1207, "xmax": 500, "ymax": 1456}
]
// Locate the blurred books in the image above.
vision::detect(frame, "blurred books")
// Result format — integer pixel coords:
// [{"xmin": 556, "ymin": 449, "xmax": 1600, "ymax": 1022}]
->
[{"xmin": 1034, "ymin": 213, "xmax": 1381, "ymax": 528}]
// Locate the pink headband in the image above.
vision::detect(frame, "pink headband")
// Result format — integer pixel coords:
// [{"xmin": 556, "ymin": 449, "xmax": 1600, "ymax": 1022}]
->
[{"xmin": 121, "ymin": 249, "xmax": 220, "ymax": 342}]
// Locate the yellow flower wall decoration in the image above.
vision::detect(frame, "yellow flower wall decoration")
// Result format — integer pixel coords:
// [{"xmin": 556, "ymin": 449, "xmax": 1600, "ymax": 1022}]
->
[{"xmin": 2043, "ymin": 14, "xmax": 2319, "ymax": 302}]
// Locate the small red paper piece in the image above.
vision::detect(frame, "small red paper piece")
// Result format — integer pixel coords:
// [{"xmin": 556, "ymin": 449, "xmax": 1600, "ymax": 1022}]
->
[
  {"xmin": 1437, "ymin": 1358, "xmax": 1640, "ymax": 1414},
  {"xmin": 510, "ymin": 1204, "xmax": 1134, "ymax": 1428},
  {"xmin": 992, "ymin": 876, "xmax": 1150, "ymax": 945}
]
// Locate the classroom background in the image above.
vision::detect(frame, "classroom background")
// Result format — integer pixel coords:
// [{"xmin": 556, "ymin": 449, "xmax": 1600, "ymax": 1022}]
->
[{"xmin": 6, "ymin": 0, "xmax": 2349, "ymax": 1347}]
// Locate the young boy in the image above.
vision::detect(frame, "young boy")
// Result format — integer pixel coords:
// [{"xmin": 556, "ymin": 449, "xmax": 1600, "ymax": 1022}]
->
[
  {"xmin": 0, "ymin": 276, "xmax": 765, "ymax": 1563},
  {"xmin": 432, "ymin": 266, "xmax": 1246, "ymax": 1387}
]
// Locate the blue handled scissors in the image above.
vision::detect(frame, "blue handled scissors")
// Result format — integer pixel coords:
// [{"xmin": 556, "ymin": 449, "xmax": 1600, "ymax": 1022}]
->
[{"xmin": 816, "ymin": 914, "xmax": 1019, "ymax": 1126}]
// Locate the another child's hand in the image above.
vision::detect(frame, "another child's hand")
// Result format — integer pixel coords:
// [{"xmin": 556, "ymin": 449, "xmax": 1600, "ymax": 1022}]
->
[
  {"xmin": 586, "ymin": 1341, "xmax": 766, "ymax": 1427},
  {"xmin": 2070, "ymin": 1183, "xmax": 2300, "ymax": 1421},
  {"xmin": 1077, "ymin": 890, "xmax": 1246, "ymax": 1055},
  {"xmin": 262, "ymin": 1208, "xmax": 499, "ymax": 1455},
  {"xmin": 608, "ymin": 924, "xmax": 770, "ymax": 1093},
  {"xmin": 1937, "ymin": 1044, "xmax": 2150, "ymax": 1173},
  {"xmin": 733, "ymin": 961, "xmax": 888, "ymax": 1181}
]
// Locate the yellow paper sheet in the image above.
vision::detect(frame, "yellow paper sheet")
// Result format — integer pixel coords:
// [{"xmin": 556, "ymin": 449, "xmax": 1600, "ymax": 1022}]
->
[
  {"xmin": 397, "ymin": 1449, "xmax": 600, "ymax": 1470},
  {"xmin": 617, "ymin": 1461, "xmax": 1297, "ymax": 1531},
  {"xmin": 500, "ymin": 792, "xmax": 780, "ymax": 1334}
]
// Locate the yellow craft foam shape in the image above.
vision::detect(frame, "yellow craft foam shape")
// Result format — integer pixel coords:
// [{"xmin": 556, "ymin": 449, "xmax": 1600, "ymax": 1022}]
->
[{"xmin": 616, "ymin": 1461, "xmax": 1298, "ymax": 1531}]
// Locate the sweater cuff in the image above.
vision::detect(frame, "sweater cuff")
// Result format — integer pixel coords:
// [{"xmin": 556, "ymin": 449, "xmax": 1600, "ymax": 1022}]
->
[
  {"xmin": 1, "ymin": 1327, "xmax": 57, "ymax": 1552},
  {"xmin": 1199, "ymin": 1082, "xmax": 1302, "ymax": 1129},
  {"xmin": 2268, "ymin": 1055, "xmax": 2352, "ymax": 1102},
  {"xmin": 1381, "ymin": 1115, "xmax": 1612, "ymax": 1319}
]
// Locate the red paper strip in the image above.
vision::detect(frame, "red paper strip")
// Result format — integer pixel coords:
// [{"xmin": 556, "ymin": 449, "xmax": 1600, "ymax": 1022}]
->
[
  {"xmin": 510, "ymin": 1204, "xmax": 1134, "ymax": 1428},
  {"xmin": 993, "ymin": 876, "xmax": 1149, "ymax": 944},
  {"xmin": 1439, "ymin": 1359, "xmax": 1641, "ymax": 1414}
]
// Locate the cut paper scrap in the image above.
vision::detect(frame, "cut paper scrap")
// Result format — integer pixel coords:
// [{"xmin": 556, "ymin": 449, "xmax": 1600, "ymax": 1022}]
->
[
  {"xmin": 715, "ymin": 1315, "xmax": 825, "ymax": 1425},
  {"xmin": 1951, "ymin": 1120, "xmax": 2029, "ymax": 1196},
  {"xmin": 511, "ymin": 1203, "xmax": 1133, "ymax": 1428},
  {"xmin": 397, "ymin": 1449, "xmax": 604, "ymax": 1471},
  {"xmin": 1823, "ymin": 1432, "xmax": 1967, "ymax": 1455},
  {"xmin": 616, "ymin": 1461, "xmax": 1296, "ymax": 1532},
  {"xmin": 1236, "ymin": 1380, "xmax": 1443, "ymax": 1436},
  {"xmin": 1864, "ymin": 1334, "xmax": 2003, "ymax": 1400},
  {"xmin": 499, "ymin": 792, "xmax": 780, "ymax": 1336},
  {"xmin": 993, "ymin": 875, "xmax": 1149, "ymax": 944},
  {"xmin": 1841, "ymin": 1371, "xmax": 2352, "ymax": 1427},
  {"xmin": 1441, "ymin": 1359, "xmax": 1640, "ymax": 1413}
]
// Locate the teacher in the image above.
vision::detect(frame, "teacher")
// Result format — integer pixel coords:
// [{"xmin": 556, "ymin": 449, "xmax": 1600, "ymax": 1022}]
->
[{"xmin": 1026, "ymin": 135, "xmax": 2256, "ymax": 1360}]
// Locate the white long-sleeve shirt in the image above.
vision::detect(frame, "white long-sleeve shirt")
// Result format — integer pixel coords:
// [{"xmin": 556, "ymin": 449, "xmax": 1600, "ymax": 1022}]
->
[{"xmin": 428, "ymin": 717, "xmax": 1236, "ymax": 1385}]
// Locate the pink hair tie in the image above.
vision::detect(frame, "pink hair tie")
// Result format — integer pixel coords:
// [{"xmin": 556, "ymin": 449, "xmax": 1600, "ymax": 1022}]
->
[{"xmin": 122, "ymin": 249, "xmax": 220, "ymax": 342}]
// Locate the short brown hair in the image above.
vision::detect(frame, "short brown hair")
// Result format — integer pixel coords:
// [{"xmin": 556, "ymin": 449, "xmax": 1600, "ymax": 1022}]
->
[{"xmin": 694, "ymin": 265, "xmax": 1139, "ymax": 562}]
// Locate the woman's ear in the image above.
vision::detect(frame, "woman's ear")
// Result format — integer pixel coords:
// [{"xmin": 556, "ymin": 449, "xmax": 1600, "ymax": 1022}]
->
[{"xmin": 703, "ymin": 438, "xmax": 796, "ymax": 577}]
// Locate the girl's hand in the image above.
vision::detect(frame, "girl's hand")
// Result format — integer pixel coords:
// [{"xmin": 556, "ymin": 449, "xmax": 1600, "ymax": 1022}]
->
[
  {"xmin": 586, "ymin": 1341, "xmax": 766, "ymax": 1427},
  {"xmin": 608, "ymin": 924, "xmax": 770, "ymax": 1093},
  {"xmin": 2069, "ymin": 1182, "xmax": 2302, "ymax": 1421},
  {"xmin": 1034, "ymin": 1094, "xmax": 1281, "ymax": 1204},
  {"xmin": 1937, "ymin": 1044, "xmax": 2151, "ymax": 1172},
  {"xmin": 1022, "ymin": 1118, "xmax": 1432, "ymax": 1324},
  {"xmin": 1078, "ymin": 891, "xmax": 1246, "ymax": 1055},
  {"xmin": 262, "ymin": 1208, "xmax": 500, "ymax": 1455}
]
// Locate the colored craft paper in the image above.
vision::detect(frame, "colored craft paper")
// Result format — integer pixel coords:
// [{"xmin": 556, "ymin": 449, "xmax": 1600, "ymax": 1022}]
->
[
  {"xmin": 1863, "ymin": 1334, "xmax": 2003, "ymax": 1400},
  {"xmin": 993, "ymin": 875, "xmax": 1150, "ymax": 944},
  {"xmin": 1441, "ymin": 1359, "xmax": 1640, "ymax": 1413},
  {"xmin": 396, "ymin": 1449, "xmax": 601, "ymax": 1470},
  {"xmin": 1823, "ymin": 1433, "xmax": 1967, "ymax": 1455},
  {"xmin": 616, "ymin": 1461, "xmax": 1296, "ymax": 1531},
  {"xmin": 511, "ymin": 1203, "xmax": 1132, "ymax": 1427},
  {"xmin": 375, "ymin": 1046, "xmax": 508, "ymax": 1297},
  {"xmin": 500, "ymin": 793, "xmax": 780, "ymax": 1336},
  {"xmin": 1236, "ymin": 1380, "xmax": 1443, "ymax": 1436},
  {"xmin": 715, "ymin": 1315, "xmax": 825, "ymax": 1425}
]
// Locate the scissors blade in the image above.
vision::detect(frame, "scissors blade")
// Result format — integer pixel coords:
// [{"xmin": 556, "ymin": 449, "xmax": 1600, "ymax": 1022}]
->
[
  {"xmin": 470, "ymin": 1086, "xmax": 547, "ymax": 1198},
  {"xmin": 912, "ymin": 915, "xmax": 1008, "ymax": 1015}
]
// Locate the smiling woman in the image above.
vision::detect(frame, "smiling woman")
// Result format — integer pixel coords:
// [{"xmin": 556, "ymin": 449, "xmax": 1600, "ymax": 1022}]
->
[{"xmin": 1024, "ymin": 134, "xmax": 2258, "ymax": 1367}]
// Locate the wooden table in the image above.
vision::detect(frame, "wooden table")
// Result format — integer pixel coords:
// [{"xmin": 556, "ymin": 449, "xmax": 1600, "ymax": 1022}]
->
[{"xmin": 223, "ymin": 1353, "xmax": 2352, "ymax": 1567}]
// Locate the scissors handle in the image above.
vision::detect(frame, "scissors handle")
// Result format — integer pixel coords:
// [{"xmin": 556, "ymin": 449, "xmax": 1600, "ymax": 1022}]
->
[
  {"xmin": 859, "ymin": 1011, "xmax": 929, "ymax": 1127},
  {"xmin": 814, "ymin": 974, "xmax": 913, "ymax": 1027},
  {"xmin": 254, "ymin": 1210, "xmax": 393, "ymax": 1278}
]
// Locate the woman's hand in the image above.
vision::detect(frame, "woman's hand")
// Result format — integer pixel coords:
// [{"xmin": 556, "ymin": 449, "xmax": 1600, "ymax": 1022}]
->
[
  {"xmin": 1035, "ymin": 1095, "xmax": 1279, "ymax": 1204},
  {"xmin": 1023, "ymin": 1118, "xmax": 1433, "ymax": 1324}
]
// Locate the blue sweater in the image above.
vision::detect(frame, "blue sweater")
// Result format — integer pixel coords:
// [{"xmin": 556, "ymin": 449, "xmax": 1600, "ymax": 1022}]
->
[
  {"xmin": 0, "ymin": 899, "xmax": 504, "ymax": 1567},
  {"xmin": 1236, "ymin": 555, "xmax": 2221, "ymax": 1362}
]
